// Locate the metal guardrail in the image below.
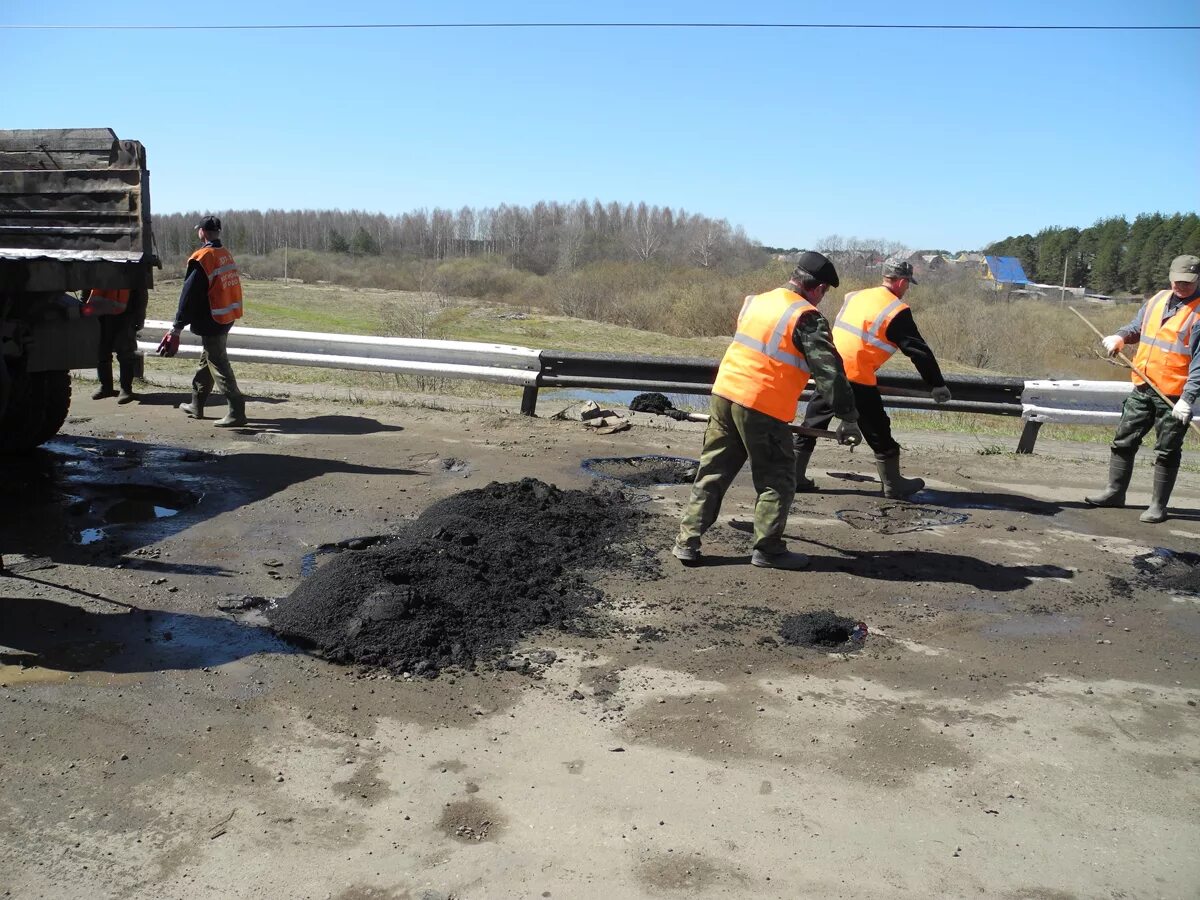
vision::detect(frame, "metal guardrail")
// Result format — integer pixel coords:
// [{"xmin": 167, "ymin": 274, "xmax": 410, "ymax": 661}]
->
[
  {"xmin": 136, "ymin": 321, "xmax": 1135, "ymax": 454},
  {"xmin": 139, "ymin": 319, "xmax": 540, "ymax": 386}
]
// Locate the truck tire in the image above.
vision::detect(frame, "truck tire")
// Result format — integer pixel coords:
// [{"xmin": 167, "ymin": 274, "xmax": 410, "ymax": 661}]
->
[
  {"xmin": 0, "ymin": 367, "xmax": 54, "ymax": 454},
  {"xmin": 33, "ymin": 371, "xmax": 72, "ymax": 446}
]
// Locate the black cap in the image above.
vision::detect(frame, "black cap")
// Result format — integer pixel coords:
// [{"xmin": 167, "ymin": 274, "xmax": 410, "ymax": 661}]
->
[
  {"xmin": 793, "ymin": 250, "xmax": 840, "ymax": 288},
  {"xmin": 882, "ymin": 256, "xmax": 918, "ymax": 284},
  {"xmin": 197, "ymin": 215, "xmax": 221, "ymax": 232}
]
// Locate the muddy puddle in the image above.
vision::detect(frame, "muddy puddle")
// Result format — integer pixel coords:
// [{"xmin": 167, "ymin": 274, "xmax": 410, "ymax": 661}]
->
[
  {"xmin": 836, "ymin": 504, "xmax": 969, "ymax": 534},
  {"xmin": 0, "ymin": 597, "xmax": 295, "ymax": 676},
  {"xmin": 582, "ymin": 455, "xmax": 698, "ymax": 487},
  {"xmin": 0, "ymin": 437, "xmax": 210, "ymax": 552}
]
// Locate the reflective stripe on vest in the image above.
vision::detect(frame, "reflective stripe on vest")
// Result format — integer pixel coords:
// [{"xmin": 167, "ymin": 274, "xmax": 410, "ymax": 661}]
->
[
  {"xmin": 1131, "ymin": 290, "xmax": 1200, "ymax": 397},
  {"xmin": 188, "ymin": 246, "xmax": 244, "ymax": 325},
  {"xmin": 711, "ymin": 287, "xmax": 815, "ymax": 423},
  {"xmin": 832, "ymin": 285, "xmax": 908, "ymax": 385}
]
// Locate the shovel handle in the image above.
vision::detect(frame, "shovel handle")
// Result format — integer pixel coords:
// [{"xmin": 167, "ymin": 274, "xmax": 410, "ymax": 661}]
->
[{"xmin": 685, "ymin": 412, "xmax": 839, "ymax": 441}]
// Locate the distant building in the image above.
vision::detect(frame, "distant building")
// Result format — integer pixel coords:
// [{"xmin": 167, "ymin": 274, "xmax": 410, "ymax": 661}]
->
[{"xmin": 982, "ymin": 255, "xmax": 1029, "ymax": 288}]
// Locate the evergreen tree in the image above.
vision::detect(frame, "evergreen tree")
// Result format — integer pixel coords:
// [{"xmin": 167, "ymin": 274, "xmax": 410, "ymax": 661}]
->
[
  {"xmin": 329, "ymin": 229, "xmax": 349, "ymax": 254},
  {"xmin": 351, "ymin": 226, "xmax": 380, "ymax": 256}
]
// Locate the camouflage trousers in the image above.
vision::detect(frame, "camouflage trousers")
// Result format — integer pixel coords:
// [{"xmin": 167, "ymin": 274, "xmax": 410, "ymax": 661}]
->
[
  {"xmin": 676, "ymin": 395, "xmax": 797, "ymax": 554},
  {"xmin": 192, "ymin": 333, "xmax": 244, "ymax": 403},
  {"xmin": 1111, "ymin": 386, "xmax": 1188, "ymax": 469}
]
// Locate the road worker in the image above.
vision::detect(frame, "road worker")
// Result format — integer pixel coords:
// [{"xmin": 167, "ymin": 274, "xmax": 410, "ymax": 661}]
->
[
  {"xmin": 796, "ymin": 256, "xmax": 950, "ymax": 498},
  {"xmin": 673, "ymin": 251, "xmax": 862, "ymax": 570},
  {"xmin": 82, "ymin": 285, "xmax": 146, "ymax": 404},
  {"xmin": 157, "ymin": 215, "xmax": 248, "ymax": 427},
  {"xmin": 1086, "ymin": 254, "xmax": 1200, "ymax": 523}
]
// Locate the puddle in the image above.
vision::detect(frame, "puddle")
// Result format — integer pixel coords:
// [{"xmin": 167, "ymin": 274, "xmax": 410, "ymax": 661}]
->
[
  {"xmin": 982, "ymin": 613, "xmax": 1083, "ymax": 638},
  {"xmin": 78, "ymin": 528, "xmax": 106, "ymax": 546},
  {"xmin": 836, "ymin": 505, "xmax": 969, "ymax": 534},
  {"xmin": 582, "ymin": 455, "xmax": 698, "ymax": 487},
  {"xmin": 67, "ymin": 484, "xmax": 197, "ymax": 543},
  {"xmin": 1, "ymin": 598, "xmax": 296, "ymax": 675}
]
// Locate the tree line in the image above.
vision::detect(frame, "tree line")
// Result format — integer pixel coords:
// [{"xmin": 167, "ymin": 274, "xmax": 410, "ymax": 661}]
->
[
  {"xmin": 985, "ymin": 213, "xmax": 1200, "ymax": 295},
  {"xmin": 153, "ymin": 201, "xmax": 765, "ymax": 274}
]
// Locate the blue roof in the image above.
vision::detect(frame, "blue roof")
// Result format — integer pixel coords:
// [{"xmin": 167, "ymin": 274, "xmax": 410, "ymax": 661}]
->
[{"xmin": 984, "ymin": 255, "xmax": 1029, "ymax": 284}]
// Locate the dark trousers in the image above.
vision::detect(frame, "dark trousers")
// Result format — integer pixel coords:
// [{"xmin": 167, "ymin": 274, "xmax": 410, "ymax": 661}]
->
[
  {"xmin": 1111, "ymin": 386, "xmax": 1188, "ymax": 469},
  {"xmin": 677, "ymin": 395, "xmax": 797, "ymax": 554},
  {"xmin": 797, "ymin": 382, "xmax": 900, "ymax": 461},
  {"xmin": 97, "ymin": 316, "xmax": 139, "ymax": 389},
  {"xmin": 192, "ymin": 333, "xmax": 244, "ymax": 403}
]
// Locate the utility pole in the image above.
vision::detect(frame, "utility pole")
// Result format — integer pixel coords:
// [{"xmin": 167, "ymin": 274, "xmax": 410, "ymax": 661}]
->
[
  {"xmin": 284, "ymin": 237, "xmax": 288, "ymax": 285},
  {"xmin": 1060, "ymin": 254, "xmax": 1069, "ymax": 303}
]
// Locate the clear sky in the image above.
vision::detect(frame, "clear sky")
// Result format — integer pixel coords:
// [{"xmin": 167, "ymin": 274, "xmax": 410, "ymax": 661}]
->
[{"xmin": 4, "ymin": 1, "xmax": 1197, "ymax": 251}]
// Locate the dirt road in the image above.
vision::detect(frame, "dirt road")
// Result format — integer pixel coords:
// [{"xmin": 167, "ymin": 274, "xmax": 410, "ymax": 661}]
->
[{"xmin": 2, "ymin": 387, "xmax": 1197, "ymax": 900}]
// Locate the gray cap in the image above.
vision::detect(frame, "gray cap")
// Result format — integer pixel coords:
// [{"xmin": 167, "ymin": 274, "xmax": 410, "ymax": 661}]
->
[
  {"xmin": 1169, "ymin": 254, "xmax": 1200, "ymax": 284},
  {"xmin": 882, "ymin": 256, "xmax": 918, "ymax": 284}
]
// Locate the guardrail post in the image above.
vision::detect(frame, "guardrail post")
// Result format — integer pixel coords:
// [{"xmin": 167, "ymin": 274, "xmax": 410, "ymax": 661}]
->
[
  {"xmin": 1016, "ymin": 420, "xmax": 1041, "ymax": 454},
  {"xmin": 520, "ymin": 386, "xmax": 539, "ymax": 417}
]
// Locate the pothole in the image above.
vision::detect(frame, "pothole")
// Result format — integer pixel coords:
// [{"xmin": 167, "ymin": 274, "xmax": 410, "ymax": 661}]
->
[
  {"xmin": 836, "ymin": 504, "xmax": 968, "ymax": 534},
  {"xmin": 582, "ymin": 455, "xmax": 698, "ymax": 487},
  {"xmin": 779, "ymin": 611, "xmax": 867, "ymax": 652}
]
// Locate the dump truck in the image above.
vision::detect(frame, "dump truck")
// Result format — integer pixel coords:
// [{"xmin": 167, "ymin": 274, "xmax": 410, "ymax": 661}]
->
[{"xmin": 0, "ymin": 128, "xmax": 157, "ymax": 452}]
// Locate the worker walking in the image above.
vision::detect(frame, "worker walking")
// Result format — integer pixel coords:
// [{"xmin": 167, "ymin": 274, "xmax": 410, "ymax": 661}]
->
[
  {"xmin": 157, "ymin": 215, "xmax": 248, "ymax": 427},
  {"xmin": 795, "ymin": 256, "xmax": 950, "ymax": 498},
  {"xmin": 673, "ymin": 251, "xmax": 862, "ymax": 570},
  {"xmin": 1086, "ymin": 254, "xmax": 1200, "ymax": 523},
  {"xmin": 83, "ymin": 286, "xmax": 146, "ymax": 404}
]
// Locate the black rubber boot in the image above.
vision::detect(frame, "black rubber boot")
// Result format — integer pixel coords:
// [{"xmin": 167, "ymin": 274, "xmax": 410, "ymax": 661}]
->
[
  {"xmin": 1139, "ymin": 465, "xmax": 1178, "ymax": 523},
  {"xmin": 794, "ymin": 446, "xmax": 817, "ymax": 493},
  {"xmin": 876, "ymin": 455, "xmax": 924, "ymax": 499},
  {"xmin": 116, "ymin": 368, "xmax": 137, "ymax": 405},
  {"xmin": 178, "ymin": 391, "xmax": 207, "ymax": 419},
  {"xmin": 750, "ymin": 548, "xmax": 810, "ymax": 570},
  {"xmin": 214, "ymin": 396, "xmax": 248, "ymax": 428},
  {"xmin": 1085, "ymin": 452, "xmax": 1135, "ymax": 508},
  {"xmin": 92, "ymin": 359, "xmax": 117, "ymax": 400}
]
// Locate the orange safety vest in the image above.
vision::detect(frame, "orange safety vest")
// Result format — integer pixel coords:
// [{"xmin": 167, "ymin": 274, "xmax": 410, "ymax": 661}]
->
[
  {"xmin": 832, "ymin": 285, "xmax": 908, "ymax": 386},
  {"xmin": 1131, "ymin": 290, "xmax": 1200, "ymax": 397},
  {"xmin": 81, "ymin": 288, "xmax": 130, "ymax": 317},
  {"xmin": 188, "ymin": 245, "xmax": 243, "ymax": 324},
  {"xmin": 711, "ymin": 287, "xmax": 815, "ymax": 423}
]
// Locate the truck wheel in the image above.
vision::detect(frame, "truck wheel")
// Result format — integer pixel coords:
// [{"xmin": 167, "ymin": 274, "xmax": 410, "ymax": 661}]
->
[
  {"xmin": 33, "ymin": 371, "xmax": 72, "ymax": 446},
  {"xmin": 0, "ymin": 367, "xmax": 49, "ymax": 454}
]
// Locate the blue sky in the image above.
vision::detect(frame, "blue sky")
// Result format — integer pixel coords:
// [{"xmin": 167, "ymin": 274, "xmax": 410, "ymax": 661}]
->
[{"xmin": 4, "ymin": 1, "xmax": 1197, "ymax": 251}]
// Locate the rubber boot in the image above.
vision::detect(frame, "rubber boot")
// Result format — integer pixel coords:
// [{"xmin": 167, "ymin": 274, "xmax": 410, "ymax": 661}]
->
[
  {"xmin": 116, "ymin": 367, "xmax": 137, "ymax": 405},
  {"xmin": 178, "ymin": 390, "xmax": 208, "ymax": 419},
  {"xmin": 214, "ymin": 396, "xmax": 248, "ymax": 428},
  {"xmin": 750, "ymin": 548, "xmax": 810, "ymax": 570},
  {"xmin": 794, "ymin": 446, "xmax": 817, "ymax": 493},
  {"xmin": 92, "ymin": 358, "xmax": 117, "ymax": 400},
  {"xmin": 876, "ymin": 455, "xmax": 925, "ymax": 499},
  {"xmin": 1139, "ymin": 465, "xmax": 1178, "ymax": 523},
  {"xmin": 1085, "ymin": 452, "xmax": 1135, "ymax": 508}
]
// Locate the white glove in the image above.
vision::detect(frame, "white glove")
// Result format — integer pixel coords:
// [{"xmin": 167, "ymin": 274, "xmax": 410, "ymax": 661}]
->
[
  {"xmin": 930, "ymin": 386, "xmax": 952, "ymax": 404},
  {"xmin": 1172, "ymin": 398, "xmax": 1193, "ymax": 424},
  {"xmin": 1102, "ymin": 335, "xmax": 1124, "ymax": 357},
  {"xmin": 836, "ymin": 419, "xmax": 863, "ymax": 447}
]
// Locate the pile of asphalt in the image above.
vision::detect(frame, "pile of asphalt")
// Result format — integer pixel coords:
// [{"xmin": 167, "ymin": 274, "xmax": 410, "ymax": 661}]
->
[
  {"xmin": 268, "ymin": 478, "xmax": 649, "ymax": 676},
  {"xmin": 583, "ymin": 456, "xmax": 698, "ymax": 487},
  {"xmin": 628, "ymin": 392, "xmax": 691, "ymax": 420}
]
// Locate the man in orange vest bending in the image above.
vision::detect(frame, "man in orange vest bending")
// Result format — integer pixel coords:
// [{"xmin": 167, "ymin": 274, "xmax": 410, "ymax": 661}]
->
[
  {"xmin": 673, "ymin": 251, "xmax": 862, "ymax": 570},
  {"xmin": 158, "ymin": 215, "xmax": 247, "ymax": 427},
  {"xmin": 796, "ymin": 256, "xmax": 950, "ymax": 498},
  {"xmin": 1086, "ymin": 254, "xmax": 1200, "ymax": 523}
]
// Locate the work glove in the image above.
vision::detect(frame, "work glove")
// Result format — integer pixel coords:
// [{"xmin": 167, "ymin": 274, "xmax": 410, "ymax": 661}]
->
[
  {"xmin": 156, "ymin": 331, "xmax": 180, "ymax": 358},
  {"xmin": 835, "ymin": 419, "xmax": 863, "ymax": 448},
  {"xmin": 931, "ymin": 386, "xmax": 952, "ymax": 404},
  {"xmin": 1172, "ymin": 398, "xmax": 1193, "ymax": 424},
  {"xmin": 1102, "ymin": 335, "xmax": 1124, "ymax": 357}
]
